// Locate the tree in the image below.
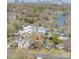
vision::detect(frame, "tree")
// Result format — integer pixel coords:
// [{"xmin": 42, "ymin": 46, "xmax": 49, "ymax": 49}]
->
[
  {"xmin": 24, "ymin": 17, "xmax": 37, "ymax": 24},
  {"xmin": 52, "ymin": 32, "xmax": 63, "ymax": 47},
  {"xmin": 7, "ymin": 20, "xmax": 23, "ymax": 41}
]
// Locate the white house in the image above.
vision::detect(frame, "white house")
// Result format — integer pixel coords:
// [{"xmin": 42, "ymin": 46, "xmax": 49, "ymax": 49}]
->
[
  {"xmin": 37, "ymin": 27, "xmax": 46, "ymax": 34},
  {"xmin": 15, "ymin": 37, "xmax": 30, "ymax": 49},
  {"xmin": 18, "ymin": 40, "xmax": 29, "ymax": 49},
  {"xmin": 19, "ymin": 26, "xmax": 47, "ymax": 34},
  {"xmin": 23, "ymin": 26, "xmax": 32, "ymax": 31}
]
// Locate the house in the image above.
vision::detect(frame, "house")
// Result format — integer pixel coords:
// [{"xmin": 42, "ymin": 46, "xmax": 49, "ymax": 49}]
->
[
  {"xmin": 15, "ymin": 37, "xmax": 30, "ymax": 49},
  {"xmin": 18, "ymin": 26, "xmax": 47, "ymax": 34},
  {"xmin": 23, "ymin": 26, "xmax": 32, "ymax": 31},
  {"xmin": 37, "ymin": 27, "xmax": 46, "ymax": 34},
  {"xmin": 15, "ymin": 26, "xmax": 54, "ymax": 49},
  {"xmin": 23, "ymin": 26, "xmax": 33, "ymax": 34}
]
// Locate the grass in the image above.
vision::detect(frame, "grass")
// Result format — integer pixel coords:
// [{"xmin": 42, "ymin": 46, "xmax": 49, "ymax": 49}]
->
[
  {"xmin": 40, "ymin": 48, "xmax": 71, "ymax": 57},
  {"xmin": 8, "ymin": 48, "xmax": 35, "ymax": 59},
  {"xmin": 49, "ymin": 48, "xmax": 71, "ymax": 57},
  {"xmin": 8, "ymin": 47, "xmax": 70, "ymax": 59}
]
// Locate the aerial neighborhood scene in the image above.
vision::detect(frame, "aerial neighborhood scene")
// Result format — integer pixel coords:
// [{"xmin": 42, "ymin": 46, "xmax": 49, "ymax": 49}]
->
[{"xmin": 7, "ymin": 0, "xmax": 71, "ymax": 59}]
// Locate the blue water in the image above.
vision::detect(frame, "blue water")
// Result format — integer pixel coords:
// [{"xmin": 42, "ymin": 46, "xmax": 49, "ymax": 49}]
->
[{"xmin": 56, "ymin": 15, "xmax": 66, "ymax": 27}]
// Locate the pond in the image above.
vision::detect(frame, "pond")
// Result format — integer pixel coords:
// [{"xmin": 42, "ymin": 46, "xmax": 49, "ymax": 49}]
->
[{"xmin": 56, "ymin": 15, "xmax": 66, "ymax": 27}]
